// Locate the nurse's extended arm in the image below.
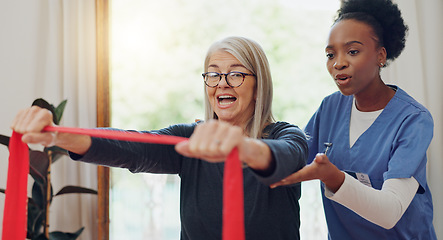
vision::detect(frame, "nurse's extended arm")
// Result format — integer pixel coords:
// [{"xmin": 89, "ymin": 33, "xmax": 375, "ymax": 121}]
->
[
  {"xmin": 271, "ymin": 154, "xmax": 418, "ymax": 229},
  {"xmin": 325, "ymin": 173, "xmax": 418, "ymax": 229}
]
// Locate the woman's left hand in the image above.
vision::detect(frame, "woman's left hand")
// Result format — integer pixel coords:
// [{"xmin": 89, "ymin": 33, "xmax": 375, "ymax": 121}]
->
[{"xmin": 175, "ymin": 120, "xmax": 245, "ymax": 162}]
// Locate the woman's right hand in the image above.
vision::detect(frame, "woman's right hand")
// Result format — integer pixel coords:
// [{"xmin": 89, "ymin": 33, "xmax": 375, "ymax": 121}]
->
[
  {"xmin": 11, "ymin": 106, "xmax": 57, "ymax": 146},
  {"xmin": 11, "ymin": 106, "xmax": 92, "ymax": 155}
]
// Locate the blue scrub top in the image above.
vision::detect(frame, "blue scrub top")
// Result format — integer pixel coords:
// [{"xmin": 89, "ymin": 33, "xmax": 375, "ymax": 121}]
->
[{"xmin": 305, "ymin": 86, "xmax": 436, "ymax": 240}]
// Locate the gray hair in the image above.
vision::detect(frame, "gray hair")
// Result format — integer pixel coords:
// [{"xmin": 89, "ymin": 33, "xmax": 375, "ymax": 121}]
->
[{"xmin": 203, "ymin": 36, "xmax": 275, "ymax": 138}]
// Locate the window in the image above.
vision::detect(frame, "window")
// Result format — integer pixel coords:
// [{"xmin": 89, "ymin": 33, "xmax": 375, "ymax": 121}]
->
[{"xmin": 110, "ymin": 0, "xmax": 339, "ymax": 239}]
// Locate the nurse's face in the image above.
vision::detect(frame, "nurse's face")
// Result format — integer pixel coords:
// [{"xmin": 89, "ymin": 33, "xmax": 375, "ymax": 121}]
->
[
  {"xmin": 325, "ymin": 19, "xmax": 386, "ymax": 97},
  {"xmin": 206, "ymin": 50, "xmax": 257, "ymax": 128}
]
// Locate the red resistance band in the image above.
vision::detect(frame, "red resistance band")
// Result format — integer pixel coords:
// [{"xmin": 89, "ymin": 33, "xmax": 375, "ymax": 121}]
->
[
  {"xmin": 2, "ymin": 126, "xmax": 245, "ymax": 240},
  {"xmin": 2, "ymin": 132, "xmax": 28, "ymax": 240}
]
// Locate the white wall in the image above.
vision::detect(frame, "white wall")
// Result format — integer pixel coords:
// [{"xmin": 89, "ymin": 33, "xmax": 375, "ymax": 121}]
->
[
  {"xmin": 1, "ymin": 1, "xmax": 48, "ymax": 234},
  {"xmin": 0, "ymin": 1, "xmax": 98, "ymax": 239}
]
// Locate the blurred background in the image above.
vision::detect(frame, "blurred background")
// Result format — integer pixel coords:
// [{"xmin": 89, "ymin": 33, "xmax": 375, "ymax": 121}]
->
[{"xmin": 109, "ymin": 0, "xmax": 339, "ymax": 239}]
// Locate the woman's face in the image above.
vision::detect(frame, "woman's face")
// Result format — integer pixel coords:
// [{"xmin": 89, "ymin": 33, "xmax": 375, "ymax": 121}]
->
[
  {"xmin": 206, "ymin": 50, "xmax": 256, "ymax": 128},
  {"xmin": 325, "ymin": 19, "xmax": 386, "ymax": 97}
]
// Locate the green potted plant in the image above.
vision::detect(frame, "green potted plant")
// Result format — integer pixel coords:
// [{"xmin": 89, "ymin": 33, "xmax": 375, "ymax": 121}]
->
[{"xmin": 0, "ymin": 98, "xmax": 98, "ymax": 240}]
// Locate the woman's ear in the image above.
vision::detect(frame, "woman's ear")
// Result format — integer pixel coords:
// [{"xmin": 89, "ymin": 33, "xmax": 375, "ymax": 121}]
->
[{"xmin": 377, "ymin": 47, "xmax": 387, "ymax": 66}]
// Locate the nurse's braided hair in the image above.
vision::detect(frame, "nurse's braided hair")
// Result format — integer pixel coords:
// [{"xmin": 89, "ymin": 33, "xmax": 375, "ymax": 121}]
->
[{"xmin": 335, "ymin": 0, "xmax": 408, "ymax": 66}]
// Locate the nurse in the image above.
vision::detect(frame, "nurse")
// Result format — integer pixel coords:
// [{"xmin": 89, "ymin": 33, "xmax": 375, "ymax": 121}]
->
[{"xmin": 271, "ymin": 0, "xmax": 437, "ymax": 239}]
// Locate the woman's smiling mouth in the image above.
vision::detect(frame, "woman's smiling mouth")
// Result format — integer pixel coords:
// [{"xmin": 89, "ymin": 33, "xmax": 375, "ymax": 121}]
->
[{"xmin": 217, "ymin": 95, "xmax": 237, "ymax": 106}]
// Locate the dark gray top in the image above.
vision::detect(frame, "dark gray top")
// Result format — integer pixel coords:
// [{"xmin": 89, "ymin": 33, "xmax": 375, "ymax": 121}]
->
[{"xmin": 70, "ymin": 121, "xmax": 308, "ymax": 240}]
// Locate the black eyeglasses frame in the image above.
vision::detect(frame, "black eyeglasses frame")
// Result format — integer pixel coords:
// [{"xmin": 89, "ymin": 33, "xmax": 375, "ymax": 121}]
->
[{"xmin": 202, "ymin": 71, "xmax": 255, "ymax": 88}]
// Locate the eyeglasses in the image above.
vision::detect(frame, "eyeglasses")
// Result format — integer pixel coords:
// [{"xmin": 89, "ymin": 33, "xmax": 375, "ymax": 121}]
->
[{"xmin": 202, "ymin": 71, "xmax": 255, "ymax": 88}]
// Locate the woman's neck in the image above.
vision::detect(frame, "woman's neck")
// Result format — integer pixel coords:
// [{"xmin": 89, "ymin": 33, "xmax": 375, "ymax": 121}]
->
[{"xmin": 354, "ymin": 83, "xmax": 396, "ymax": 112}]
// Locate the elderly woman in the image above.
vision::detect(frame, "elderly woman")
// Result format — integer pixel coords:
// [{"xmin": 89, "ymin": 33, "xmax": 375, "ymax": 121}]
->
[{"xmin": 12, "ymin": 36, "xmax": 307, "ymax": 240}]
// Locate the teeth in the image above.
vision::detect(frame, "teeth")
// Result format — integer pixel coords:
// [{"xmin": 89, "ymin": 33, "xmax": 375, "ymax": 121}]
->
[
  {"xmin": 220, "ymin": 100, "xmax": 235, "ymax": 105},
  {"xmin": 218, "ymin": 95, "xmax": 236, "ymax": 105}
]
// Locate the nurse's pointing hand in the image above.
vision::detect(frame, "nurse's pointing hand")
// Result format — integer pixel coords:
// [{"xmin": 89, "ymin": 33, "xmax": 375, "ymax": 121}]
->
[{"xmin": 270, "ymin": 153, "xmax": 345, "ymax": 193}]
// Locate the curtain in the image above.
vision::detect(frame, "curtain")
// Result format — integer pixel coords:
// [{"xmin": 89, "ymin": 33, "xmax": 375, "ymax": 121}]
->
[
  {"xmin": 0, "ymin": 0, "xmax": 98, "ymax": 239},
  {"xmin": 382, "ymin": 1, "xmax": 443, "ymax": 238}
]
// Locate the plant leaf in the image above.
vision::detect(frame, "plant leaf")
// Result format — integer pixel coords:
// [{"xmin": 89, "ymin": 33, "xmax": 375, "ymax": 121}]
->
[
  {"xmin": 28, "ymin": 197, "xmax": 44, "ymax": 238},
  {"xmin": 29, "ymin": 165, "xmax": 46, "ymax": 185},
  {"xmin": 55, "ymin": 186, "xmax": 98, "ymax": 196},
  {"xmin": 29, "ymin": 150, "xmax": 49, "ymax": 183},
  {"xmin": 44, "ymin": 146, "xmax": 69, "ymax": 164},
  {"xmin": 49, "ymin": 227, "xmax": 84, "ymax": 240},
  {"xmin": 32, "ymin": 182, "xmax": 45, "ymax": 210},
  {"xmin": 28, "ymin": 210, "xmax": 44, "ymax": 238},
  {"xmin": 0, "ymin": 134, "xmax": 10, "ymax": 148},
  {"xmin": 33, "ymin": 233, "xmax": 48, "ymax": 240},
  {"xmin": 54, "ymin": 99, "xmax": 68, "ymax": 125},
  {"xmin": 32, "ymin": 98, "xmax": 57, "ymax": 124}
]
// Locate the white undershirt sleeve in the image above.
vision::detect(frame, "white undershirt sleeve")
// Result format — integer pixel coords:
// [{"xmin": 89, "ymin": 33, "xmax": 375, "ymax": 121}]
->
[{"xmin": 324, "ymin": 173, "xmax": 419, "ymax": 229}]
